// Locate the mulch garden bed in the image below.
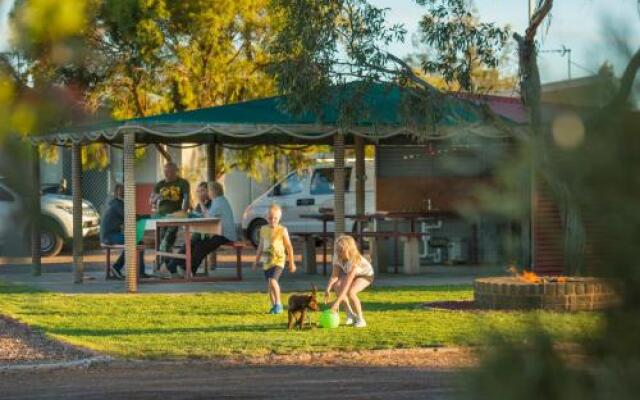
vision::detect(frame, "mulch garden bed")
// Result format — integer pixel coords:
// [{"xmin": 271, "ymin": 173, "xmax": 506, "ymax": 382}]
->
[{"xmin": 0, "ymin": 315, "xmax": 94, "ymax": 366}]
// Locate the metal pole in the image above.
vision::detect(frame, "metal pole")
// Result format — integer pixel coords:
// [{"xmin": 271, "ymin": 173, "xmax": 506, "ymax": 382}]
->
[
  {"xmin": 334, "ymin": 132, "xmax": 346, "ymax": 235},
  {"xmin": 71, "ymin": 143, "xmax": 84, "ymax": 283},
  {"xmin": 123, "ymin": 132, "xmax": 138, "ymax": 293},
  {"xmin": 31, "ymin": 144, "xmax": 41, "ymax": 276},
  {"xmin": 206, "ymin": 143, "xmax": 216, "ymax": 181},
  {"xmin": 354, "ymin": 136, "xmax": 365, "ymax": 217}
]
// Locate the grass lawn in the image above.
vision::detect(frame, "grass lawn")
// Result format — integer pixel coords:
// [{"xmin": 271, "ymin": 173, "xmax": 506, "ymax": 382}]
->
[{"xmin": 0, "ymin": 282, "xmax": 602, "ymax": 359}]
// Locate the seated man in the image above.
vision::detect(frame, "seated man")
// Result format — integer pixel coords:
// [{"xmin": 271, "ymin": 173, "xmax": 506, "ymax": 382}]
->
[
  {"xmin": 100, "ymin": 184, "xmax": 149, "ymax": 279},
  {"xmin": 167, "ymin": 181, "xmax": 237, "ymax": 277},
  {"xmin": 151, "ymin": 162, "xmax": 190, "ymax": 265}
]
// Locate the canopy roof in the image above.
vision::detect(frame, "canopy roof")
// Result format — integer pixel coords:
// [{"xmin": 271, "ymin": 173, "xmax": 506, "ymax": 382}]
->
[{"xmin": 31, "ymin": 82, "xmax": 520, "ymax": 145}]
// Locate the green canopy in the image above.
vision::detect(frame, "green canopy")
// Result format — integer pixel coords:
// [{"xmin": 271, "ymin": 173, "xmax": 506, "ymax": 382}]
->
[{"xmin": 30, "ymin": 82, "xmax": 517, "ymax": 145}]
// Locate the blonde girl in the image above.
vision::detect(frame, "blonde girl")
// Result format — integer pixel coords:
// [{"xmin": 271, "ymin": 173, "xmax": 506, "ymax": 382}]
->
[
  {"xmin": 325, "ymin": 235, "xmax": 374, "ymax": 328},
  {"xmin": 253, "ymin": 204, "xmax": 296, "ymax": 314}
]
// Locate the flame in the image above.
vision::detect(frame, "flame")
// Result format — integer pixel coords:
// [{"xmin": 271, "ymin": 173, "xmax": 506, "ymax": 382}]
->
[
  {"xmin": 507, "ymin": 265, "xmax": 541, "ymax": 283},
  {"xmin": 520, "ymin": 271, "xmax": 541, "ymax": 283}
]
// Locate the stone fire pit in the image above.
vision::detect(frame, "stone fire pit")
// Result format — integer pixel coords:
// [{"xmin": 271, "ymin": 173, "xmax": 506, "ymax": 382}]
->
[{"xmin": 474, "ymin": 276, "xmax": 619, "ymax": 311}]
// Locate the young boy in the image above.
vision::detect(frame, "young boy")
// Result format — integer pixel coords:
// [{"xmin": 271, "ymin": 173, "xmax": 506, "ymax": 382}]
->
[{"xmin": 253, "ymin": 204, "xmax": 296, "ymax": 314}]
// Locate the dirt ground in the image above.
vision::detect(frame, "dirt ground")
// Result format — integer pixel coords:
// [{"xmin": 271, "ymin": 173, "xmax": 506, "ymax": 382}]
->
[
  {"xmin": 0, "ymin": 316, "xmax": 94, "ymax": 366},
  {"xmin": 0, "ymin": 359, "xmax": 464, "ymax": 400}
]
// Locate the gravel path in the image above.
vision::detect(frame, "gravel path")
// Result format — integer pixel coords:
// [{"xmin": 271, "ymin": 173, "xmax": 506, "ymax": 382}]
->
[
  {"xmin": 0, "ymin": 316, "xmax": 94, "ymax": 366},
  {"xmin": 0, "ymin": 314, "xmax": 471, "ymax": 399},
  {"xmin": 0, "ymin": 360, "xmax": 462, "ymax": 399}
]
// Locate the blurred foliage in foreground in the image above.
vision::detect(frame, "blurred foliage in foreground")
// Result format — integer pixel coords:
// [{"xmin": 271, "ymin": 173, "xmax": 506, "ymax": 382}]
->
[{"xmin": 464, "ymin": 26, "xmax": 640, "ymax": 400}]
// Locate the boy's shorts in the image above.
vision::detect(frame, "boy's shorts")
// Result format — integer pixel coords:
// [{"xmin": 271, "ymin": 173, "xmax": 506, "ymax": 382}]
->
[{"xmin": 264, "ymin": 266, "xmax": 284, "ymax": 281}]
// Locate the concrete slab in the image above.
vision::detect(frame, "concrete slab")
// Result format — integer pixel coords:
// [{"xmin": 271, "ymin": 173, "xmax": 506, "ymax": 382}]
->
[{"xmin": 0, "ymin": 248, "xmax": 506, "ymax": 294}]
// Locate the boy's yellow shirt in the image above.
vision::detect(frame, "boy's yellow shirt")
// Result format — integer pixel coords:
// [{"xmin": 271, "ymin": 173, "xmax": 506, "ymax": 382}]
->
[{"xmin": 260, "ymin": 224, "xmax": 287, "ymax": 270}]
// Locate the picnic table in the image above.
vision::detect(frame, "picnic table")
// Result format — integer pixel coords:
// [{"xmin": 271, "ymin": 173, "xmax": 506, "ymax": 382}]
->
[
  {"xmin": 138, "ymin": 217, "xmax": 225, "ymax": 281},
  {"xmin": 296, "ymin": 210, "xmax": 370, "ymax": 276},
  {"xmin": 373, "ymin": 211, "xmax": 454, "ymax": 273},
  {"xmin": 299, "ymin": 210, "xmax": 473, "ymax": 275}
]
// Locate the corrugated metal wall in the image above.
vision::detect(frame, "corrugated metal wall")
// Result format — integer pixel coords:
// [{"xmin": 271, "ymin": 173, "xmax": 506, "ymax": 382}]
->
[{"xmin": 374, "ymin": 143, "xmax": 513, "ymax": 266}]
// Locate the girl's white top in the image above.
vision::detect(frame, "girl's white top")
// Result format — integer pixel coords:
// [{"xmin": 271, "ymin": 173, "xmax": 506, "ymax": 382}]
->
[{"xmin": 334, "ymin": 255, "xmax": 374, "ymax": 277}]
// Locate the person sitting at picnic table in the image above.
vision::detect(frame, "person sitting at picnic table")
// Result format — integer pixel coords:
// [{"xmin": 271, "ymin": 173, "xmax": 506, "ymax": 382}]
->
[
  {"xmin": 166, "ymin": 181, "xmax": 237, "ymax": 277},
  {"xmin": 193, "ymin": 181, "xmax": 212, "ymax": 216},
  {"xmin": 150, "ymin": 161, "xmax": 190, "ymax": 265},
  {"xmin": 161, "ymin": 181, "xmax": 212, "ymax": 277},
  {"xmin": 100, "ymin": 184, "xmax": 149, "ymax": 279}
]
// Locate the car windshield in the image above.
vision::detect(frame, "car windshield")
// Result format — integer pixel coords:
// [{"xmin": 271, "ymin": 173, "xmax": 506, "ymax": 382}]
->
[
  {"xmin": 310, "ymin": 167, "xmax": 352, "ymax": 195},
  {"xmin": 273, "ymin": 171, "xmax": 307, "ymax": 196}
]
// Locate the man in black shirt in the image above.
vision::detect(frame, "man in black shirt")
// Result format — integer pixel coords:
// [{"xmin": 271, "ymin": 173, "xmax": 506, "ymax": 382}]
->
[
  {"xmin": 152, "ymin": 162, "xmax": 191, "ymax": 216},
  {"xmin": 151, "ymin": 162, "xmax": 191, "ymax": 260}
]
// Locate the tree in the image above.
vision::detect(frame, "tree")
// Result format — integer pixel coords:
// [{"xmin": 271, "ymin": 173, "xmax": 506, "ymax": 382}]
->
[
  {"xmin": 8, "ymin": 0, "xmax": 318, "ymax": 180},
  {"xmin": 268, "ymin": 0, "xmax": 510, "ymax": 136}
]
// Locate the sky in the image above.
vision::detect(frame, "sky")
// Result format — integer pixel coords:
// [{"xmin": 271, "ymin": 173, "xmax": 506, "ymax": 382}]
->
[
  {"xmin": 372, "ymin": 0, "xmax": 640, "ymax": 83},
  {"xmin": 1, "ymin": 0, "xmax": 639, "ymax": 83}
]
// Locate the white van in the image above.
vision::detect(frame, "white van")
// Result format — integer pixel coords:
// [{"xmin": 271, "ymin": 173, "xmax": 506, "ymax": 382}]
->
[{"xmin": 241, "ymin": 161, "xmax": 375, "ymax": 246}]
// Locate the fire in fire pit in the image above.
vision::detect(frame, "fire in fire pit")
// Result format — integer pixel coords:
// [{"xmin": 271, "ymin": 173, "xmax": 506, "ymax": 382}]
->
[
  {"xmin": 507, "ymin": 266, "xmax": 569, "ymax": 284},
  {"xmin": 475, "ymin": 267, "xmax": 619, "ymax": 311}
]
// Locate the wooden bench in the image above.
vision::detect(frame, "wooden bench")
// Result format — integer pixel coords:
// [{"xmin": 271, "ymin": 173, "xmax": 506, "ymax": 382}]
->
[
  {"xmin": 204, "ymin": 241, "xmax": 245, "ymax": 280},
  {"xmin": 101, "ymin": 243, "xmax": 146, "ymax": 280}
]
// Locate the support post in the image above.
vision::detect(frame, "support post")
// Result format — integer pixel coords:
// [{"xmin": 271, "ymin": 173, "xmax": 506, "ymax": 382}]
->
[
  {"xmin": 31, "ymin": 145, "xmax": 41, "ymax": 276},
  {"xmin": 355, "ymin": 136, "xmax": 365, "ymax": 217},
  {"xmin": 302, "ymin": 235, "xmax": 317, "ymax": 275},
  {"xmin": 206, "ymin": 143, "xmax": 216, "ymax": 181},
  {"xmin": 123, "ymin": 132, "xmax": 138, "ymax": 293},
  {"xmin": 334, "ymin": 132, "xmax": 346, "ymax": 235},
  {"xmin": 370, "ymin": 236, "xmax": 388, "ymax": 273},
  {"xmin": 71, "ymin": 143, "xmax": 84, "ymax": 283},
  {"xmin": 402, "ymin": 236, "xmax": 420, "ymax": 275}
]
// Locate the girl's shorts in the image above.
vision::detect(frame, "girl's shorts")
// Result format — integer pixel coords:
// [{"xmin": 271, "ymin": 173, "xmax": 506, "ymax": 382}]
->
[
  {"xmin": 264, "ymin": 266, "xmax": 284, "ymax": 281},
  {"xmin": 355, "ymin": 275, "xmax": 374, "ymax": 284},
  {"xmin": 338, "ymin": 270, "xmax": 374, "ymax": 285}
]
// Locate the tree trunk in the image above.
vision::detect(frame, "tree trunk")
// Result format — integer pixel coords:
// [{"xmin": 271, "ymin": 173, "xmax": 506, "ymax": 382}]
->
[
  {"xmin": 514, "ymin": 0, "xmax": 586, "ymax": 275},
  {"xmin": 207, "ymin": 143, "xmax": 216, "ymax": 182}
]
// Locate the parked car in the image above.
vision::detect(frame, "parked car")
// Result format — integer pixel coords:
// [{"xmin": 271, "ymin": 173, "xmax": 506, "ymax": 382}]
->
[
  {"xmin": 0, "ymin": 179, "xmax": 100, "ymax": 257},
  {"xmin": 241, "ymin": 161, "xmax": 375, "ymax": 246}
]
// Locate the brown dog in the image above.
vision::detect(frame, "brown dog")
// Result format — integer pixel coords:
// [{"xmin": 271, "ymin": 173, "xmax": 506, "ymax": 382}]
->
[{"xmin": 287, "ymin": 283, "xmax": 320, "ymax": 330}]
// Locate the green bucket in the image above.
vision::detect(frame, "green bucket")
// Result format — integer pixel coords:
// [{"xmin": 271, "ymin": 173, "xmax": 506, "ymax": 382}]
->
[{"xmin": 318, "ymin": 309, "xmax": 340, "ymax": 329}]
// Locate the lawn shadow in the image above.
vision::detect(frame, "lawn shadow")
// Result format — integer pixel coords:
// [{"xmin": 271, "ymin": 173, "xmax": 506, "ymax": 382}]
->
[
  {"xmin": 370, "ymin": 285, "xmax": 472, "ymax": 293},
  {"xmin": 365, "ymin": 302, "xmax": 426, "ymax": 311},
  {"xmin": 0, "ymin": 282, "xmax": 44, "ymax": 294},
  {"xmin": 48, "ymin": 323, "xmax": 296, "ymax": 337}
]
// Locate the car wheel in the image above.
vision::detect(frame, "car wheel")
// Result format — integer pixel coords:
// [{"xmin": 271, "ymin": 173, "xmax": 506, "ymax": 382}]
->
[
  {"xmin": 40, "ymin": 227, "xmax": 64, "ymax": 257},
  {"xmin": 248, "ymin": 219, "xmax": 267, "ymax": 248}
]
